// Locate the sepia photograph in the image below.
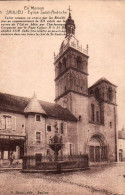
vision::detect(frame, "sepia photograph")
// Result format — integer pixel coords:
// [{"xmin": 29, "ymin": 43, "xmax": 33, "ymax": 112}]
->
[{"xmin": 0, "ymin": 0, "xmax": 125, "ymax": 194}]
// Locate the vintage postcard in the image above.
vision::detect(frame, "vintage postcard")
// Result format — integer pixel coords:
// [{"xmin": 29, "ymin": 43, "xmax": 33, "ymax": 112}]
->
[{"xmin": 0, "ymin": 0, "xmax": 125, "ymax": 195}]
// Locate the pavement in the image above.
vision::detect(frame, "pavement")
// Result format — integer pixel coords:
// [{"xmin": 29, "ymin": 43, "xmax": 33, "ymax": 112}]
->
[{"xmin": 0, "ymin": 162, "xmax": 125, "ymax": 195}]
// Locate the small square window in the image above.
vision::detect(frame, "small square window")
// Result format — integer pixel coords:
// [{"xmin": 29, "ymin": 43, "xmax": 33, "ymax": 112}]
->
[
  {"xmin": 36, "ymin": 115, "xmax": 41, "ymax": 122},
  {"xmin": 47, "ymin": 125, "xmax": 51, "ymax": 132},
  {"xmin": 110, "ymin": 122, "xmax": 112, "ymax": 128},
  {"xmin": 79, "ymin": 115, "xmax": 82, "ymax": 121}
]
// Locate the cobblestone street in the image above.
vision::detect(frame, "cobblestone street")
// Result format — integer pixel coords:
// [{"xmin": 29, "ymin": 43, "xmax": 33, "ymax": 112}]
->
[{"xmin": 0, "ymin": 162, "xmax": 125, "ymax": 195}]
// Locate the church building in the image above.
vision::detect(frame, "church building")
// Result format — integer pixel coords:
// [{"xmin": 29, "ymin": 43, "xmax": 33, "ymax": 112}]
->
[{"xmin": 0, "ymin": 11, "xmax": 118, "ymax": 163}]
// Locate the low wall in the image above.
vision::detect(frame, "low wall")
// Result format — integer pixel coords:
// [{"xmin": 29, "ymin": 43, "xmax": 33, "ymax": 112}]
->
[{"xmin": 22, "ymin": 154, "xmax": 89, "ymax": 172}]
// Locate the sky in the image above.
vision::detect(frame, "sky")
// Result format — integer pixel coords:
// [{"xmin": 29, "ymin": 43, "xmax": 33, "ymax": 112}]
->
[{"xmin": 0, "ymin": 0, "xmax": 125, "ymax": 129}]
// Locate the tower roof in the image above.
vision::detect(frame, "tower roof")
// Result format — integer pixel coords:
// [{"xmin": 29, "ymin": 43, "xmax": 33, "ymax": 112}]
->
[
  {"xmin": 24, "ymin": 93, "xmax": 46, "ymax": 114},
  {"xmin": 89, "ymin": 77, "xmax": 117, "ymax": 89},
  {"xmin": 65, "ymin": 12, "xmax": 75, "ymax": 29},
  {"xmin": 65, "ymin": 6, "xmax": 75, "ymax": 38},
  {"xmin": 0, "ymin": 92, "xmax": 77, "ymax": 122},
  {"xmin": 54, "ymin": 8, "xmax": 88, "ymax": 62}
]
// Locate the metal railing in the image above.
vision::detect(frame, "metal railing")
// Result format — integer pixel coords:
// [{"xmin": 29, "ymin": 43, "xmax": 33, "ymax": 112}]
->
[
  {"xmin": 23, "ymin": 154, "xmax": 88, "ymax": 162},
  {"xmin": 54, "ymin": 41, "xmax": 88, "ymax": 61},
  {"xmin": 22, "ymin": 154, "xmax": 89, "ymax": 171}
]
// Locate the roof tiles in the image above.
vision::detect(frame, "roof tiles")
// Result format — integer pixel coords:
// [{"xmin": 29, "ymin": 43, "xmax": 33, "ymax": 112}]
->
[{"xmin": 0, "ymin": 92, "xmax": 77, "ymax": 122}]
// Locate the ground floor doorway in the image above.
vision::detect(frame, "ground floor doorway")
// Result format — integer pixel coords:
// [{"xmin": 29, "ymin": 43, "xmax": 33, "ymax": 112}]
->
[{"xmin": 89, "ymin": 134, "xmax": 108, "ymax": 162}]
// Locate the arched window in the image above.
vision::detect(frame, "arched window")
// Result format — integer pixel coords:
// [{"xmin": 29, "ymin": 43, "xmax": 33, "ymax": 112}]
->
[
  {"xmin": 95, "ymin": 87, "xmax": 100, "ymax": 99},
  {"xmin": 91, "ymin": 104, "xmax": 95, "ymax": 121},
  {"xmin": 107, "ymin": 87, "xmax": 113, "ymax": 102},
  {"xmin": 96, "ymin": 111, "xmax": 99, "ymax": 123},
  {"xmin": 63, "ymin": 57, "xmax": 67, "ymax": 70},
  {"xmin": 76, "ymin": 56, "xmax": 82, "ymax": 70}
]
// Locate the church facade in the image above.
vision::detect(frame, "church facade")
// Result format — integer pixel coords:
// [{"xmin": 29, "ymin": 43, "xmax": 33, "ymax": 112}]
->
[{"xmin": 0, "ymin": 11, "xmax": 118, "ymax": 163}]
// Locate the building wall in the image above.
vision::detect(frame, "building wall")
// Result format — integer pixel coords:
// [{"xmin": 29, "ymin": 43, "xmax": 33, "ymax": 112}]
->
[
  {"xmin": 55, "ymin": 49, "xmax": 88, "ymax": 79},
  {"xmin": 46, "ymin": 118, "xmax": 77, "ymax": 155},
  {"xmin": 69, "ymin": 93, "xmax": 117, "ymax": 162},
  {"xmin": 87, "ymin": 100, "xmax": 117, "ymax": 162},
  {"xmin": 0, "ymin": 111, "xmax": 25, "ymax": 136},
  {"xmin": 55, "ymin": 48, "xmax": 89, "ymax": 101},
  {"xmin": 57, "ymin": 92, "xmax": 89, "ymax": 155},
  {"xmin": 89, "ymin": 82, "xmax": 116, "ymax": 104},
  {"xmin": 25, "ymin": 113, "xmax": 46, "ymax": 155},
  {"xmin": 56, "ymin": 88, "xmax": 117, "ymax": 161},
  {"xmin": 0, "ymin": 98, "xmax": 118, "ymax": 162},
  {"xmin": 0, "ymin": 111, "xmax": 26, "ymax": 159},
  {"xmin": 119, "ymin": 139, "xmax": 125, "ymax": 159},
  {"xmin": 25, "ymin": 114, "xmax": 78, "ymax": 156}
]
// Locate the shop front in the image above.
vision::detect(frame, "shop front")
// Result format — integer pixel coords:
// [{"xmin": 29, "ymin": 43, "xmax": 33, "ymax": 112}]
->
[{"xmin": 0, "ymin": 134, "xmax": 26, "ymax": 161}]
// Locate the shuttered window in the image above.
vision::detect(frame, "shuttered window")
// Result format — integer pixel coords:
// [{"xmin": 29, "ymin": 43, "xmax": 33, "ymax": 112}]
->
[
  {"xmin": 12, "ymin": 116, "xmax": 16, "ymax": 130},
  {"xmin": 0, "ymin": 115, "xmax": 16, "ymax": 130}
]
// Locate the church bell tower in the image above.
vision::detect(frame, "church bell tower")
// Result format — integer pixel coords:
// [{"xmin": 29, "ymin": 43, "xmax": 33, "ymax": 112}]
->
[{"xmin": 54, "ymin": 8, "xmax": 89, "ymax": 118}]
